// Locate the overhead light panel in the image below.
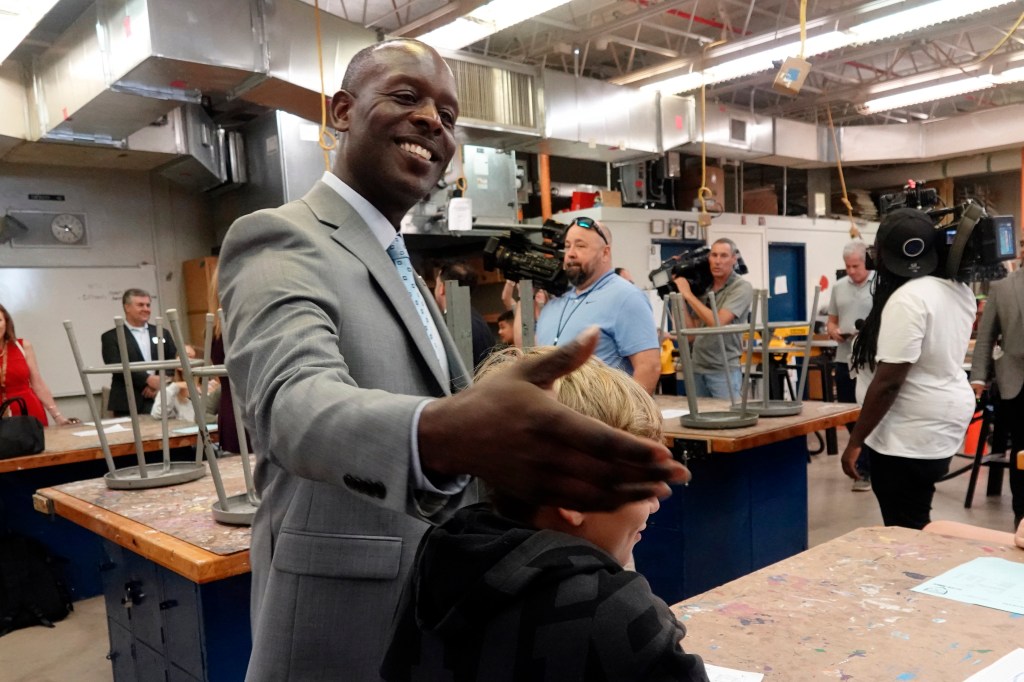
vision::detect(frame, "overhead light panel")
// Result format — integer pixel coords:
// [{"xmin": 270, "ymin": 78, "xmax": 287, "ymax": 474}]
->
[
  {"xmin": 860, "ymin": 65, "xmax": 1024, "ymax": 114},
  {"xmin": 641, "ymin": 0, "xmax": 1018, "ymax": 95},
  {"xmin": 846, "ymin": 0, "xmax": 1016, "ymax": 45},
  {"xmin": 419, "ymin": 0, "xmax": 572, "ymax": 51},
  {"xmin": 0, "ymin": 0, "xmax": 60, "ymax": 66}
]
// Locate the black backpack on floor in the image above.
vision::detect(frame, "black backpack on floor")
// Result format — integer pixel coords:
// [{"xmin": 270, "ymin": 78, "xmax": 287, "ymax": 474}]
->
[{"xmin": 0, "ymin": 533, "xmax": 73, "ymax": 636}]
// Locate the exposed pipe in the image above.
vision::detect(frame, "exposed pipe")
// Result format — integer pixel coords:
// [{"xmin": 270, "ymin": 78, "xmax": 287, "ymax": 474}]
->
[{"xmin": 539, "ymin": 153, "xmax": 552, "ymax": 220}]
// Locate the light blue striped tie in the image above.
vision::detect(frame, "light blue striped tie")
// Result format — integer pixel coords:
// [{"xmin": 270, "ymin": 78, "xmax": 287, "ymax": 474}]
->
[{"xmin": 387, "ymin": 234, "xmax": 448, "ymax": 374}]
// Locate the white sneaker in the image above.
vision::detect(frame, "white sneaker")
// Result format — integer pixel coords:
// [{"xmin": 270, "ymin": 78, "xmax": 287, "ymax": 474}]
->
[{"xmin": 851, "ymin": 478, "xmax": 872, "ymax": 492}]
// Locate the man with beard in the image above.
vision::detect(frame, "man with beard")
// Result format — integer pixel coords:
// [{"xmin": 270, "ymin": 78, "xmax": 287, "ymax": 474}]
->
[
  {"xmin": 536, "ymin": 217, "xmax": 660, "ymax": 393},
  {"xmin": 219, "ymin": 41, "xmax": 685, "ymax": 681},
  {"xmin": 673, "ymin": 238, "xmax": 753, "ymax": 398}
]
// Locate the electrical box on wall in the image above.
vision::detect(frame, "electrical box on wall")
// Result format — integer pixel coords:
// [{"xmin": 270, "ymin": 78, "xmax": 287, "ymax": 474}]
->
[{"xmin": 619, "ymin": 162, "xmax": 647, "ymax": 204}]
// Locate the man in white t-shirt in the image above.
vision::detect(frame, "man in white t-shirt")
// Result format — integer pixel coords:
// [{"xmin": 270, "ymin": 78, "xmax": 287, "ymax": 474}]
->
[
  {"xmin": 841, "ymin": 208, "xmax": 975, "ymax": 529},
  {"xmin": 826, "ymin": 241, "xmax": 876, "ymax": 491}
]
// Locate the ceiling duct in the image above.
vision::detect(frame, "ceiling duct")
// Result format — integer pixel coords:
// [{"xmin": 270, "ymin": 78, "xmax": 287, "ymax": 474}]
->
[
  {"xmin": 232, "ymin": 0, "xmax": 375, "ymax": 124},
  {"xmin": 672, "ymin": 102, "xmax": 774, "ymax": 161},
  {"xmin": 33, "ymin": 0, "xmax": 264, "ymax": 143},
  {"xmin": 441, "ymin": 52, "xmax": 543, "ymax": 150},
  {"xmin": 519, "ymin": 69, "xmax": 662, "ymax": 163}
]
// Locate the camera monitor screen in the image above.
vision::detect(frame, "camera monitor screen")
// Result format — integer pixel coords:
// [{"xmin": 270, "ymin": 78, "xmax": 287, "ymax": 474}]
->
[{"xmin": 992, "ymin": 215, "xmax": 1017, "ymax": 259}]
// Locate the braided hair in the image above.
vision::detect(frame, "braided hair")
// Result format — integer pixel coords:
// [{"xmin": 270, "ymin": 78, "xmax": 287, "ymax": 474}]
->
[{"xmin": 849, "ymin": 262, "xmax": 910, "ymax": 372}]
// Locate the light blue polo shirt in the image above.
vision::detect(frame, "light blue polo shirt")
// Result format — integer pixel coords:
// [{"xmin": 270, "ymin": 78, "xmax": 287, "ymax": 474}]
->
[{"xmin": 536, "ymin": 271, "xmax": 659, "ymax": 374}]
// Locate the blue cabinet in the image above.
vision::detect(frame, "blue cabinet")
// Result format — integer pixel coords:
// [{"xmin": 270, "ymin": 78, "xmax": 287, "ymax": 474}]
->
[{"xmin": 99, "ymin": 541, "xmax": 251, "ymax": 682}]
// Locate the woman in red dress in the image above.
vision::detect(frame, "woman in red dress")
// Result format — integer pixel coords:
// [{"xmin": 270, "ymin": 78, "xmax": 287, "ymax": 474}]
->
[{"xmin": 0, "ymin": 303, "xmax": 72, "ymax": 426}]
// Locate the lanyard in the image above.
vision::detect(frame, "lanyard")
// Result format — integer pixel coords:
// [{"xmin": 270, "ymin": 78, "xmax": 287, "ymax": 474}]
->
[{"xmin": 553, "ymin": 271, "xmax": 615, "ymax": 345}]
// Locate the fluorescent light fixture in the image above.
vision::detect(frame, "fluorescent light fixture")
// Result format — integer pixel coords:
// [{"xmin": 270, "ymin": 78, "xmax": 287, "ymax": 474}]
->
[
  {"xmin": 847, "ymin": 0, "xmax": 1016, "ymax": 44},
  {"xmin": 860, "ymin": 63, "xmax": 1024, "ymax": 114},
  {"xmin": 642, "ymin": 0, "xmax": 1018, "ymax": 95},
  {"xmin": 861, "ymin": 78, "xmax": 996, "ymax": 113},
  {"xmin": 419, "ymin": 0, "xmax": 572, "ymax": 51},
  {"xmin": 0, "ymin": 0, "xmax": 60, "ymax": 65}
]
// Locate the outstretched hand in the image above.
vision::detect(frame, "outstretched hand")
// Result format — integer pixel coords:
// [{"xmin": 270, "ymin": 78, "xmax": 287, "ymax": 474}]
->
[{"xmin": 419, "ymin": 327, "xmax": 690, "ymax": 512}]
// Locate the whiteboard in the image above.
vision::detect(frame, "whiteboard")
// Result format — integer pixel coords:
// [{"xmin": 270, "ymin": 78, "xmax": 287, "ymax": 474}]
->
[{"xmin": 0, "ymin": 266, "xmax": 160, "ymax": 397}]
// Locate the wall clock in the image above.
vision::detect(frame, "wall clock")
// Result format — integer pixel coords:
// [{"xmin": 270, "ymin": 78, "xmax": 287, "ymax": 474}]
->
[{"xmin": 50, "ymin": 213, "xmax": 86, "ymax": 244}]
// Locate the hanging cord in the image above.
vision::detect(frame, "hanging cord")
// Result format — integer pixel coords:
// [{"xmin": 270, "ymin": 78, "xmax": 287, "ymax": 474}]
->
[
  {"xmin": 798, "ymin": 0, "xmax": 807, "ymax": 59},
  {"xmin": 314, "ymin": 0, "xmax": 338, "ymax": 172},
  {"xmin": 969, "ymin": 10, "xmax": 1024, "ymax": 68},
  {"xmin": 826, "ymin": 106, "xmax": 860, "ymax": 239},
  {"xmin": 697, "ymin": 39, "xmax": 727, "ymax": 226}
]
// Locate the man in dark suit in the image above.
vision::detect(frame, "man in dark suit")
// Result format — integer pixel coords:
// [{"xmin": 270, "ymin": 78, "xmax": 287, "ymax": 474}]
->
[
  {"xmin": 100, "ymin": 288, "xmax": 176, "ymax": 416},
  {"xmin": 219, "ymin": 39, "xmax": 686, "ymax": 682},
  {"xmin": 971, "ymin": 265, "xmax": 1024, "ymax": 529}
]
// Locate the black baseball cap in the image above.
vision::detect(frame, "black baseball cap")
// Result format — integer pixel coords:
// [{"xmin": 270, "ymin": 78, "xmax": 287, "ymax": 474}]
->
[{"xmin": 876, "ymin": 208, "xmax": 938, "ymax": 278}]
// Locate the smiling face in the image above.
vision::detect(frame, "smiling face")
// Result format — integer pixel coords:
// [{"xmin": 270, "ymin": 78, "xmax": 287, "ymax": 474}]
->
[
  {"xmin": 332, "ymin": 42, "xmax": 458, "ymax": 227},
  {"xmin": 568, "ymin": 497, "xmax": 661, "ymax": 565},
  {"xmin": 563, "ymin": 224, "xmax": 611, "ymax": 290},
  {"xmin": 123, "ymin": 295, "xmax": 152, "ymax": 327}
]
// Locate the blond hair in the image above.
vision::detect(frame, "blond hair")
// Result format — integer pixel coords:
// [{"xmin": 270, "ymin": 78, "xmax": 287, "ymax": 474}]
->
[{"xmin": 476, "ymin": 347, "xmax": 662, "ymax": 520}]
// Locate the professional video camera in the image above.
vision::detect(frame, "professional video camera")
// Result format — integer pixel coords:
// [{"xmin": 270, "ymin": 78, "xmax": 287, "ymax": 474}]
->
[
  {"xmin": 648, "ymin": 246, "xmax": 749, "ymax": 298},
  {"xmin": 482, "ymin": 220, "xmax": 570, "ymax": 296},
  {"xmin": 878, "ymin": 181, "xmax": 1018, "ymax": 281}
]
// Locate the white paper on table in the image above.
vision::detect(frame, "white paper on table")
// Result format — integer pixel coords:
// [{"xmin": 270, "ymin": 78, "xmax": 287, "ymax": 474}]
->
[
  {"xmin": 962, "ymin": 648, "xmax": 1024, "ymax": 681},
  {"xmin": 660, "ymin": 408, "xmax": 690, "ymax": 419},
  {"xmin": 72, "ymin": 424, "xmax": 128, "ymax": 437},
  {"xmin": 172, "ymin": 424, "xmax": 219, "ymax": 435},
  {"xmin": 773, "ymin": 275, "xmax": 788, "ymax": 295},
  {"xmin": 911, "ymin": 557, "xmax": 1024, "ymax": 614},
  {"xmin": 83, "ymin": 417, "xmax": 132, "ymax": 426},
  {"xmin": 705, "ymin": 663, "xmax": 764, "ymax": 682}
]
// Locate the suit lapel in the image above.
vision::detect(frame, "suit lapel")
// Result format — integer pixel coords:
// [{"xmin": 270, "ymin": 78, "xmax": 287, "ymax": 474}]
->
[
  {"xmin": 302, "ymin": 181, "xmax": 452, "ymax": 394},
  {"xmin": 1013, "ymin": 269, "xmax": 1024, "ymax": 328}
]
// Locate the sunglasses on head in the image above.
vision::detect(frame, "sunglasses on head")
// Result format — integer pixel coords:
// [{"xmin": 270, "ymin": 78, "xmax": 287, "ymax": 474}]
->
[{"xmin": 570, "ymin": 217, "xmax": 608, "ymax": 244}]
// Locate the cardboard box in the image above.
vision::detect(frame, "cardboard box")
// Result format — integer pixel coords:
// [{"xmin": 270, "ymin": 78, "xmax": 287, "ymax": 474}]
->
[
  {"xmin": 182, "ymin": 256, "xmax": 218, "ymax": 313},
  {"xmin": 743, "ymin": 187, "xmax": 779, "ymax": 215},
  {"xmin": 187, "ymin": 312, "xmax": 212, "ymax": 352},
  {"xmin": 596, "ymin": 190, "xmax": 622, "ymax": 207}
]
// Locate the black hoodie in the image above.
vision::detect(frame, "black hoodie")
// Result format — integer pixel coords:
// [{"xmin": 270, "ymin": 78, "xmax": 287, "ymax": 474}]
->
[{"xmin": 381, "ymin": 503, "xmax": 709, "ymax": 682}]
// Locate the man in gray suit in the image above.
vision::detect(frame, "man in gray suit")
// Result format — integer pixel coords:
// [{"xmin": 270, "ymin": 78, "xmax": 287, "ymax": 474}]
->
[
  {"xmin": 219, "ymin": 39, "xmax": 687, "ymax": 681},
  {"xmin": 971, "ymin": 264, "xmax": 1024, "ymax": 529}
]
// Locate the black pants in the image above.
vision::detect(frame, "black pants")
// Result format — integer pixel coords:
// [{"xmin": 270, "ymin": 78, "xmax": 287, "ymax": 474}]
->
[
  {"xmin": 867, "ymin": 445, "xmax": 951, "ymax": 529},
  {"xmin": 1002, "ymin": 389, "xmax": 1024, "ymax": 528},
  {"xmin": 836, "ymin": 363, "xmax": 869, "ymax": 476}
]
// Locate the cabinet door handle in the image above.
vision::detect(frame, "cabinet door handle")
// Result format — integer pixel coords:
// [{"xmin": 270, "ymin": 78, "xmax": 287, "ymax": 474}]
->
[
  {"xmin": 121, "ymin": 580, "xmax": 145, "ymax": 609},
  {"xmin": 159, "ymin": 599, "xmax": 179, "ymax": 610}
]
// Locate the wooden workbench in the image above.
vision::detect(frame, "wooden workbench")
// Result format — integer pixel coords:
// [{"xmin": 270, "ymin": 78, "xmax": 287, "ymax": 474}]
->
[
  {"xmin": 0, "ymin": 417, "xmax": 198, "ymax": 474},
  {"xmin": 637, "ymin": 398, "xmax": 860, "ymax": 604},
  {"xmin": 36, "ymin": 455, "xmax": 252, "ymax": 583},
  {"xmin": 673, "ymin": 526, "xmax": 1024, "ymax": 680},
  {"xmin": 656, "ymin": 396, "xmax": 859, "ymax": 453}
]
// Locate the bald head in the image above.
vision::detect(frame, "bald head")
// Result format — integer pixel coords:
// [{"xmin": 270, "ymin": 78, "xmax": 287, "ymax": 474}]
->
[{"xmin": 330, "ymin": 39, "xmax": 459, "ymax": 227}]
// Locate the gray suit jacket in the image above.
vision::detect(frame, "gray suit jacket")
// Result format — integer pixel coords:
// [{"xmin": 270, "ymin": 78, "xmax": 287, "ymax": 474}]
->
[
  {"xmin": 972, "ymin": 268, "xmax": 1024, "ymax": 400},
  {"xmin": 219, "ymin": 180, "xmax": 471, "ymax": 682}
]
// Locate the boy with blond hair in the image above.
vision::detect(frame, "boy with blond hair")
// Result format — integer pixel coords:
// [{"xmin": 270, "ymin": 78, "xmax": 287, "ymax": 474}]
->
[{"xmin": 382, "ymin": 348, "xmax": 709, "ymax": 681}]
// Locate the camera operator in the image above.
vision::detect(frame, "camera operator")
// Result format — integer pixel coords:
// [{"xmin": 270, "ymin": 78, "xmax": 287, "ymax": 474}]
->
[
  {"xmin": 535, "ymin": 217, "xmax": 661, "ymax": 393},
  {"xmin": 673, "ymin": 238, "xmax": 753, "ymax": 399},
  {"xmin": 826, "ymin": 241, "xmax": 876, "ymax": 492},
  {"xmin": 841, "ymin": 208, "xmax": 976, "ymax": 530}
]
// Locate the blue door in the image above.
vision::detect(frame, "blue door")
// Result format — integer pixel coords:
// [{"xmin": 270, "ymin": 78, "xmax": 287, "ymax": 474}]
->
[{"xmin": 768, "ymin": 242, "xmax": 806, "ymax": 322}]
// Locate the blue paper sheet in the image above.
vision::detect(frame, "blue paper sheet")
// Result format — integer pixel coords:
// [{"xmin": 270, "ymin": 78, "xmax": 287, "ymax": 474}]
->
[{"xmin": 911, "ymin": 556, "xmax": 1024, "ymax": 614}]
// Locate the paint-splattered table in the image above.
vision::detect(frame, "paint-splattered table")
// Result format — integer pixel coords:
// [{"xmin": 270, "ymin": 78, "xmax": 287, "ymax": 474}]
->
[
  {"xmin": 35, "ymin": 456, "xmax": 254, "ymax": 682},
  {"xmin": 673, "ymin": 525, "xmax": 1024, "ymax": 680},
  {"xmin": 636, "ymin": 398, "xmax": 860, "ymax": 605}
]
